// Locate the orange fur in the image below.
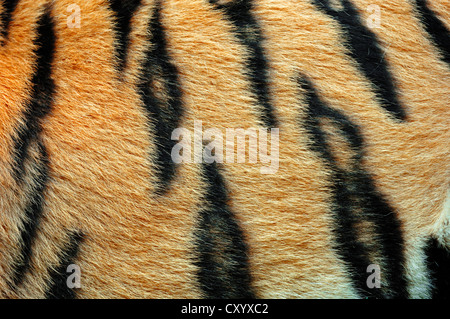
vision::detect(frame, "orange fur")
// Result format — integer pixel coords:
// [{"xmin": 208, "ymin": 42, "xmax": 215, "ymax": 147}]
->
[{"xmin": 0, "ymin": 0, "xmax": 448, "ymax": 298}]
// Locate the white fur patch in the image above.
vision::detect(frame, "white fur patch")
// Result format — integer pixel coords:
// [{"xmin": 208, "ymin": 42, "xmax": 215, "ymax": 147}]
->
[{"xmin": 436, "ymin": 189, "xmax": 450, "ymax": 249}]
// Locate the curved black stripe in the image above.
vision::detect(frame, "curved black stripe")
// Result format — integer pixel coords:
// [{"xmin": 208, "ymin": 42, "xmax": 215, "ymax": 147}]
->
[
  {"xmin": 45, "ymin": 231, "xmax": 84, "ymax": 299},
  {"xmin": 413, "ymin": 0, "xmax": 450, "ymax": 65},
  {"xmin": 108, "ymin": 0, "xmax": 142, "ymax": 72},
  {"xmin": 311, "ymin": 0, "xmax": 406, "ymax": 121},
  {"xmin": 10, "ymin": 142, "xmax": 49, "ymax": 287},
  {"xmin": 12, "ymin": 7, "xmax": 55, "ymax": 181},
  {"xmin": 299, "ymin": 76, "xmax": 407, "ymax": 298},
  {"xmin": 425, "ymin": 238, "xmax": 450, "ymax": 299},
  {"xmin": 10, "ymin": 8, "xmax": 55, "ymax": 287},
  {"xmin": 209, "ymin": 0, "xmax": 277, "ymax": 128},
  {"xmin": 300, "ymin": 77, "xmax": 377, "ymax": 299},
  {"xmin": 139, "ymin": 2, "xmax": 183, "ymax": 194},
  {"xmin": 0, "ymin": 0, "xmax": 19, "ymax": 44},
  {"xmin": 194, "ymin": 162, "xmax": 254, "ymax": 299}
]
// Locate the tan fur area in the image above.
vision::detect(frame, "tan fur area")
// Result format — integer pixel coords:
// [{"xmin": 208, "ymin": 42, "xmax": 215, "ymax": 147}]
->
[{"xmin": 0, "ymin": 0, "xmax": 448, "ymax": 298}]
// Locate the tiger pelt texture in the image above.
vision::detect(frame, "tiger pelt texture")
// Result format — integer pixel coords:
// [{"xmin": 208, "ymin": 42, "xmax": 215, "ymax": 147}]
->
[{"xmin": 0, "ymin": 0, "xmax": 448, "ymax": 299}]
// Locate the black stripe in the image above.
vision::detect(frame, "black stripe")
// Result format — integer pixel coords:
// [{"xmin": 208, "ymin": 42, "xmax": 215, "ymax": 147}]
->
[
  {"xmin": 413, "ymin": 0, "xmax": 450, "ymax": 65},
  {"xmin": 425, "ymin": 238, "xmax": 450, "ymax": 299},
  {"xmin": 194, "ymin": 162, "xmax": 254, "ymax": 299},
  {"xmin": 45, "ymin": 231, "xmax": 84, "ymax": 299},
  {"xmin": 299, "ymin": 76, "xmax": 407, "ymax": 298},
  {"xmin": 311, "ymin": 0, "xmax": 406, "ymax": 121},
  {"xmin": 139, "ymin": 1, "xmax": 183, "ymax": 194},
  {"xmin": 10, "ymin": 8, "xmax": 55, "ymax": 287},
  {"xmin": 300, "ymin": 77, "xmax": 376, "ymax": 299},
  {"xmin": 10, "ymin": 142, "xmax": 49, "ymax": 287},
  {"xmin": 209, "ymin": 0, "xmax": 277, "ymax": 128},
  {"xmin": 0, "ymin": 0, "xmax": 19, "ymax": 44},
  {"xmin": 108, "ymin": 0, "xmax": 142, "ymax": 72},
  {"xmin": 12, "ymin": 7, "xmax": 55, "ymax": 181}
]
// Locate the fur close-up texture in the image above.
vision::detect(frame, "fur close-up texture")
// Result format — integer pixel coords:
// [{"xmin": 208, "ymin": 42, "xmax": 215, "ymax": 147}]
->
[{"xmin": 0, "ymin": 0, "xmax": 449, "ymax": 299}]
